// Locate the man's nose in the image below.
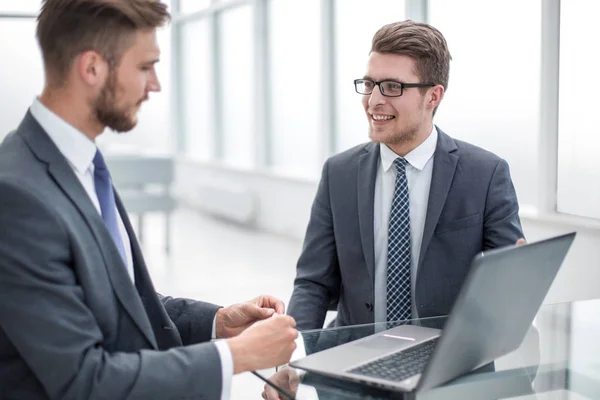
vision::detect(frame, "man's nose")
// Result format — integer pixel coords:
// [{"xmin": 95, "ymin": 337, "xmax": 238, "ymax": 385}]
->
[{"xmin": 368, "ymin": 84, "xmax": 386, "ymax": 107}]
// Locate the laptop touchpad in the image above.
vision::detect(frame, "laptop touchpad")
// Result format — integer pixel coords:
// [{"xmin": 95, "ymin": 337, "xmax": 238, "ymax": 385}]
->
[{"xmin": 354, "ymin": 335, "xmax": 415, "ymax": 350}]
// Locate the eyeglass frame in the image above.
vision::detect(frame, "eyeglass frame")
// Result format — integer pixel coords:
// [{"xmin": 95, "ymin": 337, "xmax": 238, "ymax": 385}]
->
[{"xmin": 354, "ymin": 78, "xmax": 436, "ymax": 97}]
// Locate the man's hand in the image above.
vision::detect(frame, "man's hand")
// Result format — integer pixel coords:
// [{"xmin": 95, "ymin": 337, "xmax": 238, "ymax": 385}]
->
[
  {"xmin": 516, "ymin": 238, "xmax": 526, "ymax": 246},
  {"xmin": 216, "ymin": 295, "xmax": 286, "ymax": 339},
  {"xmin": 261, "ymin": 368, "xmax": 300, "ymax": 400},
  {"xmin": 227, "ymin": 314, "xmax": 298, "ymax": 374}
]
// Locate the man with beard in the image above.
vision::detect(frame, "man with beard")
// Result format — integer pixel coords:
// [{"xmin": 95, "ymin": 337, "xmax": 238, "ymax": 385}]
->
[
  {"xmin": 288, "ymin": 20, "xmax": 525, "ymax": 331},
  {"xmin": 0, "ymin": 1, "xmax": 297, "ymax": 399}
]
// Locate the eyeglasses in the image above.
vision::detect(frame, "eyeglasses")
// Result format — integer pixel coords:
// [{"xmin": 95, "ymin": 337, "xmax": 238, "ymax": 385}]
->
[{"xmin": 354, "ymin": 79, "xmax": 436, "ymax": 97}]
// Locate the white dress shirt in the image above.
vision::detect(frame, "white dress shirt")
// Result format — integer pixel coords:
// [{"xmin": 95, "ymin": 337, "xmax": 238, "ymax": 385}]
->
[
  {"xmin": 374, "ymin": 125, "xmax": 437, "ymax": 322},
  {"xmin": 30, "ymin": 99, "xmax": 136, "ymax": 282},
  {"xmin": 29, "ymin": 99, "xmax": 233, "ymax": 400}
]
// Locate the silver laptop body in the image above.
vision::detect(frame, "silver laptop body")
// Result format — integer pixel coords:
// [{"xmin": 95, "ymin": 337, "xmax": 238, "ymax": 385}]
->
[{"xmin": 290, "ymin": 232, "xmax": 576, "ymax": 392}]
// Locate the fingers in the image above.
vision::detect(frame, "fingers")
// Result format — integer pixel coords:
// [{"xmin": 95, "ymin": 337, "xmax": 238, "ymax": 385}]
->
[
  {"xmin": 262, "ymin": 385, "xmax": 281, "ymax": 400},
  {"xmin": 232, "ymin": 314, "xmax": 298, "ymax": 372},
  {"xmin": 287, "ymin": 370, "xmax": 301, "ymax": 387},
  {"xmin": 266, "ymin": 315, "xmax": 298, "ymax": 361},
  {"xmin": 516, "ymin": 238, "xmax": 527, "ymax": 246},
  {"xmin": 254, "ymin": 295, "xmax": 286, "ymax": 314},
  {"xmin": 267, "ymin": 314, "xmax": 297, "ymax": 335},
  {"xmin": 276, "ymin": 315, "xmax": 298, "ymax": 340},
  {"xmin": 261, "ymin": 307, "xmax": 276, "ymax": 319},
  {"xmin": 272, "ymin": 298, "xmax": 286, "ymax": 314},
  {"xmin": 277, "ymin": 314, "xmax": 296, "ymax": 329},
  {"xmin": 244, "ymin": 303, "xmax": 275, "ymax": 321}
]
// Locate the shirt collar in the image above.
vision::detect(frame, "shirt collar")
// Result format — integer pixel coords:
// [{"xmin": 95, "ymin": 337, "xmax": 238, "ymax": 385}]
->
[
  {"xmin": 29, "ymin": 98, "xmax": 97, "ymax": 174},
  {"xmin": 380, "ymin": 125, "xmax": 438, "ymax": 173}
]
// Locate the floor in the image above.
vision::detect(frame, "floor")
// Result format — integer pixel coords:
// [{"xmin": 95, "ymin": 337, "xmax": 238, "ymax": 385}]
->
[{"xmin": 140, "ymin": 209, "xmax": 301, "ymax": 309}]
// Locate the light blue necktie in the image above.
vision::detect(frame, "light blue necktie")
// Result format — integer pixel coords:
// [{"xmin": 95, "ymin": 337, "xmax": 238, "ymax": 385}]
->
[
  {"xmin": 93, "ymin": 149, "xmax": 127, "ymax": 264},
  {"xmin": 386, "ymin": 157, "xmax": 412, "ymax": 322}
]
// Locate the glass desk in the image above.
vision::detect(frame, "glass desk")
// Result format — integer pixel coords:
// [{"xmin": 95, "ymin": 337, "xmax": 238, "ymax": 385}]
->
[{"xmin": 251, "ymin": 299, "xmax": 600, "ymax": 399}]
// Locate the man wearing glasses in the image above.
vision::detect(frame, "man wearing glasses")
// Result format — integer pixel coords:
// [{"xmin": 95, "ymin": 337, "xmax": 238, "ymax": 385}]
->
[{"xmin": 287, "ymin": 20, "xmax": 525, "ymax": 331}]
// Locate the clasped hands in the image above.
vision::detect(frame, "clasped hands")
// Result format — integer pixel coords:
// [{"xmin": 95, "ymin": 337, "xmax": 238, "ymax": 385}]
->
[{"xmin": 215, "ymin": 295, "xmax": 298, "ymax": 374}]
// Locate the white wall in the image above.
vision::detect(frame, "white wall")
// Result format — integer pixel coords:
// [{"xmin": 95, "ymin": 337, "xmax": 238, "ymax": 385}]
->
[
  {"xmin": 521, "ymin": 217, "xmax": 600, "ymax": 304},
  {"xmin": 176, "ymin": 162, "xmax": 600, "ymax": 306},
  {"xmin": 175, "ymin": 159, "xmax": 316, "ymax": 240}
]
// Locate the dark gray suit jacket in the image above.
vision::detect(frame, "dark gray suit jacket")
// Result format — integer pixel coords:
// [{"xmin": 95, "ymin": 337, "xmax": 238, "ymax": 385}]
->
[
  {"xmin": 0, "ymin": 112, "xmax": 223, "ymax": 399},
  {"xmin": 288, "ymin": 128, "xmax": 524, "ymax": 330}
]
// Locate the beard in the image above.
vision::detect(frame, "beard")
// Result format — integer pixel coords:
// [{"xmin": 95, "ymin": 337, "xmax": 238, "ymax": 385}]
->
[
  {"xmin": 368, "ymin": 118, "xmax": 421, "ymax": 146},
  {"xmin": 368, "ymin": 100, "xmax": 427, "ymax": 146},
  {"xmin": 93, "ymin": 70, "xmax": 138, "ymax": 133}
]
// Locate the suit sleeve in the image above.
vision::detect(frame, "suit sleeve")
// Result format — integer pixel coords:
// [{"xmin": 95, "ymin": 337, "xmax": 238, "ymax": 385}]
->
[
  {"xmin": 287, "ymin": 159, "xmax": 341, "ymax": 331},
  {"xmin": 0, "ymin": 181, "xmax": 222, "ymax": 400},
  {"xmin": 482, "ymin": 159, "xmax": 524, "ymax": 250},
  {"xmin": 159, "ymin": 294, "xmax": 221, "ymax": 345}
]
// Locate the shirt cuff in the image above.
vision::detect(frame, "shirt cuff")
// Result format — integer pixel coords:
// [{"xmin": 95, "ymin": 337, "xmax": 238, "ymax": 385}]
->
[
  {"xmin": 214, "ymin": 340, "xmax": 233, "ymax": 400},
  {"xmin": 212, "ymin": 314, "xmax": 232, "ymax": 400},
  {"xmin": 212, "ymin": 314, "xmax": 217, "ymax": 339}
]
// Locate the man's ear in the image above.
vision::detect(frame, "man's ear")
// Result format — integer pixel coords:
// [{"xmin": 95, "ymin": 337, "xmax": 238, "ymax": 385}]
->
[
  {"xmin": 76, "ymin": 51, "xmax": 108, "ymax": 87},
  {"xmin": 427, "ymin": 85, "xmax": 445, "ymax": 112}
]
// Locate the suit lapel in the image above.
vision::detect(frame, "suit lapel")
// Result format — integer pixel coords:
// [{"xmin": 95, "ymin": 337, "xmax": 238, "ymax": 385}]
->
[
  {"xmin": 18, "ymin": 112, "xmax": 158, "ymax": 349},
  {"xmin": 114, "ymin": 193, "xmax": 149, "ymax": 290},
  {"xmin": 115, "ymin": 194, "xmax": 182, "ymax": 349},
  {"xmin": 418, "ymin": 128, "xmax": 459, "ymax": 269},
  {"xmin": 357, "ymin": 143, "xmax": 380, "ymax": 281}
]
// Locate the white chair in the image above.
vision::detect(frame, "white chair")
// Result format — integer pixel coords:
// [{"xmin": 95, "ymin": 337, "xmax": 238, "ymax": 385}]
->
[{"xmin": 105, "ymin": 154, "xmax": 176, "ymax": 253}]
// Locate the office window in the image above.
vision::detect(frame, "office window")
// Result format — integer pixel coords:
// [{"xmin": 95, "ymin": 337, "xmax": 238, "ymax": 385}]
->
[
  {"xmin": 181, "ymin": 18, "xmax": 215, "ymax": 160},
  {"xmin": 179, "ymin": 0, "xmax": 211, "ymax": 14},
  {"xmin": 218, "ymin": 6, "xmax": 254, "ymax": 168},
  {"xmin": 334, "ymin": 0, "xmax": 406, "ymax": 153},
  {"xmin": 0, "ymin": 1, "xmax": 40, "ymax": 13},
  {"xmin": 268, "ymin": 0, "xmax": 321, "ymax": 176},
  {"xmin": 557, "ymin": 1, "xmax": 600, "ymax": 219},
  {"xmin": 213, "ymin": 0, "xmax": 238, "ymax": 4},
  {"xmin": 0, "ymin": 19, "xmax": 43, "ymax": 140},
  {"xmin": 429, "ymin": 0, "xmax": 541, "ymax": 207}
]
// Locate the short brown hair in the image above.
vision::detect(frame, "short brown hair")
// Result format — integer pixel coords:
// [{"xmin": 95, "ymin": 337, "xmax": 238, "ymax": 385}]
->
[
  {"xmin": 37, "ymin": 0, "xmax": 170, "ymax": 85},
  {"xmin": 371, "ymin": 20, "xmax": 451, "ymax": 92}
]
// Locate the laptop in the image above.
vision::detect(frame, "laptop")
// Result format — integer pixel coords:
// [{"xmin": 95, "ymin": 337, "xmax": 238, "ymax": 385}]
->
[{"xmin": 290, "ymin": 232, "xmax": 576, "ymax": 392}]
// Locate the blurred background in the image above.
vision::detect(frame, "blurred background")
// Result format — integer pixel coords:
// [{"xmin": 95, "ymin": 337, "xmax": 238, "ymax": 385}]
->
[{"xmin": 1, "ymin": 0, "xmax": 599, "ymax": 397}]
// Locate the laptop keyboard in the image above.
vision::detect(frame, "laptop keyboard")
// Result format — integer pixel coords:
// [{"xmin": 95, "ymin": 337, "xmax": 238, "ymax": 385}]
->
[{"xmin": 348, "ymin": 338, "xmax": 439, "ymax": 382}]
